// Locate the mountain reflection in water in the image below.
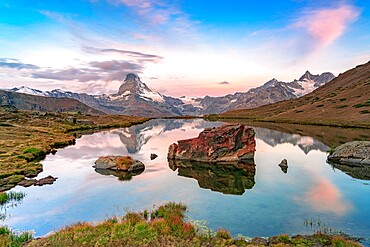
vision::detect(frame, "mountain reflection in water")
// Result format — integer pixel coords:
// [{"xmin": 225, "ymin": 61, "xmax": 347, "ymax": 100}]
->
[
  {"xmin": 169, "ymin": 160, "xmax": 256, "ymax": 195},
  {"xmin": 4, "ymin": 119, "xmax": 369, "ymax": 245}
]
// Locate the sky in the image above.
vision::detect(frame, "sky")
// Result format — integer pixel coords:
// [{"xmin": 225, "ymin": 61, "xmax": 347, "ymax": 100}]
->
[{"xmin": 0, "ymin": 0, "xmax": 369, "ymax": 97}]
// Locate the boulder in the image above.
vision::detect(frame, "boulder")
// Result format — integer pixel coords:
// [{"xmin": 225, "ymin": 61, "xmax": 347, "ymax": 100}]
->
[
  {"xmin": 167, "ymin": 124, "xmax": 255, "ymax": 162},
  {"xmin": 94, "ymin": 156, "xmax": 145, "ymax": 172},
  {"xmin": 327, "ymin": 141, "xmax": 370, "ymax": 166}
]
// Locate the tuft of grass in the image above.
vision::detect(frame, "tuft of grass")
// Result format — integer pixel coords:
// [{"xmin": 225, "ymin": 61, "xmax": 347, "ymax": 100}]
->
[
  {"xmin": 0, "ymin": 226, "xmax": 33, "ymax": 247},
  {"xmin": 215, "ymin": 229, "xmax": 232, "ymax": 239}
]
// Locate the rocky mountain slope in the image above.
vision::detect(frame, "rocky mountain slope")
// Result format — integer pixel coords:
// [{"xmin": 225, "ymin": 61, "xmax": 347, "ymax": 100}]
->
[
  {"xmin": 7, "ymin": 71, "xmax": 334, "ymax": 117},
  {"xmin": 220, "ymin": 61, "xmax": 370, "ymax": 128},
  {"xmin": 0, "ymin": 90, "xmax": 103, "ymax": 114}
]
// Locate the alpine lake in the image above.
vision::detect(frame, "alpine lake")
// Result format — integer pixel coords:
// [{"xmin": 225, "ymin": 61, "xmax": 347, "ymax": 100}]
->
[{"xmin": 3, "ymin": 119, "xmax": 370, "ymax": 246}]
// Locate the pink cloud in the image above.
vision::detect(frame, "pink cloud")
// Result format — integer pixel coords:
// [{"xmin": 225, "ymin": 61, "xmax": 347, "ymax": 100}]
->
[
  {"xmin": 293, "ymin": 4, "xmax": 360, "ymax": 48},
  {"xmin": 295, "ymin": 178, "xmax": 352, "ymax": 216}
]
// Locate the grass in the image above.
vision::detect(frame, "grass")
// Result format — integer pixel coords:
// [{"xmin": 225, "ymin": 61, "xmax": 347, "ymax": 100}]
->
[
  {"xmin": 0, "ymin": 108, "xmax": 149, "ymax": 191},
  {"xmin": 0, "ymin": 226, "xmax": 33, "ymax": 247},
  {"xmin": 26, "ymin": 202, "xmax": 363, "ymax": 247},
  {"xmin": 0, "ymin": 191, "xmax": 25, "ymax": 206}
]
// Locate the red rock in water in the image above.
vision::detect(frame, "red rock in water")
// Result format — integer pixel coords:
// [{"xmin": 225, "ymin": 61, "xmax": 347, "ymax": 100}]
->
[{"xmin": 168, "ymin": 124, "xmax": 255, "ymax": 162}]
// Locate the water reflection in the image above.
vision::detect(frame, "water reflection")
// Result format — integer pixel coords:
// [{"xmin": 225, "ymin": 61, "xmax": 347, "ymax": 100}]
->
[
  {"xmin": 255, "ymin": 128, "xmax": 329, "ymax": 154},
  {"xmin": 169, "ymin": 160, "xmax": 256, "ymax": 195},
  {"xmin": 328, "ymin": 162, "xmax": 370, "ymax": 180},
  {"xmin": 225, "ymin": 119, "xmax": 370, "ymax": 148},
  {"xmin": 294, "ymin": 177, "xmax": 352, "ymax": 216},
  {"xmin": 111, "ymin": 119, "xmax": 219, "ymax": 154},
  {"xmin": 3, "ymin": 119, "xmax": 370, "ymax": 245},
  {"xmin": 94, "ymin": 168, "xmax": 144, "ymax": 181}
]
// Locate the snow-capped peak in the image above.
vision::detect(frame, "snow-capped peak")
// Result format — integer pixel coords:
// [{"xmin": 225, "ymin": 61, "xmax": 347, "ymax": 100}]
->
[
  {"xmin": 117, "ymin": 73, "xmax": 165, "ymax": 103},
  {"xmin": 9, "ymin": 86, "xmax": 50, "ymax": 97}
]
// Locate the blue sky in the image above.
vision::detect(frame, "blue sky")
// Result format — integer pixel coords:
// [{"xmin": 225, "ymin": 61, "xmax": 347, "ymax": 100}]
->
[{"xmin": 0, "ymin": 0, "xmax": 369, "ymax": 96}]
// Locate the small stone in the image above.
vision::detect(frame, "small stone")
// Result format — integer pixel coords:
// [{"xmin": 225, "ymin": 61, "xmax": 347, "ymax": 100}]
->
[
  {"xmin": 150, "ymin": 153, "xmax": 158, "ymax": 160},
  {"xmin": 278, "ymin": 159, "xmax": 288, "ymax": 168}
]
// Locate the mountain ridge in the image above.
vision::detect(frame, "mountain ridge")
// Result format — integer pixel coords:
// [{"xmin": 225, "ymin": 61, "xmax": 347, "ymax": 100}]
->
[
  {"xmin": 220, "ymin": 61, "xmax": 370, "ymax": 128},
  {"xmin": 5, "ymin": 70, "xmax": 334, "ymax": 117}
]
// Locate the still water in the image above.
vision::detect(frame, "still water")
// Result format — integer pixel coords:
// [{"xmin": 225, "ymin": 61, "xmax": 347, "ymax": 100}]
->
[{"xmin": 3, "ymin": 119, "xmax": 370, "ymax": 244}]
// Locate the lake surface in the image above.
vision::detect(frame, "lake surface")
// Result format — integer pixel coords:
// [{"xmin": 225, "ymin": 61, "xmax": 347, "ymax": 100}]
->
[{"xmin": 3, "ymin": 119, "xmax": 370, "ymax": 245}]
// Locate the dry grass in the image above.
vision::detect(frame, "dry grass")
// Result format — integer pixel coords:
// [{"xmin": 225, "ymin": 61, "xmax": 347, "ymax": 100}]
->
[
  {"xmin": 0, "ymin": 109, "xmax": 148, "ymax": 191},
  {"xmin": 26, "ymin": 202, "xmax": 363, "ymax": 247}
]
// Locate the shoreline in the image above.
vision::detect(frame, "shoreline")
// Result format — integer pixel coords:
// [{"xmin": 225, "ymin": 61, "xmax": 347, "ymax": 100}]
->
[{"xmin": 0, "ymin": 109, "xmax": 149, "ymax": 192}]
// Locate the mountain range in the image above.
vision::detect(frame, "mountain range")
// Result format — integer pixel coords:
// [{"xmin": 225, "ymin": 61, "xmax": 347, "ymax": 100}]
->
[
  {"xmin": 4, "ymin": 71, "xmax": 334, "ymax": 117},
  {"xmin": 221, "ymin": 61, "xmax": 370, "ymax": 127}
]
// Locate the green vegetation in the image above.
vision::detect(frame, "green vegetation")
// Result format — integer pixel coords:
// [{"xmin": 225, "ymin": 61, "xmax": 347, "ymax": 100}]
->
[
  {"xmin": 26, "ymin": 202, "xmax": 362, "ymax": 247},
  {"xmin": 353, "ymin": 99, "xmax": 370, "ymax": 108},
  {"xmin": 0, "ymin": 108, "xmax": 149, "ymax": 191},
  {"xmin": 203, "ymin": 114, "xmax": 220, "ymax": 121},
  {"xmin": 0, "ymin": 191, "xmax": 25, "ymax": 206},
  {"xmin": 0, "ymin": 226, "xmax": 33, "ymax": 247}
]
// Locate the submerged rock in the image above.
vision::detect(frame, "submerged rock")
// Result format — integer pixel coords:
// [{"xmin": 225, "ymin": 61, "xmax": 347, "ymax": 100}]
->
[
  {"xmin": 168, "ymin": 124, "xmax": 255, "ymax": 162},
  {"xmin": 327, "ymin": 141, "xmax": 370, "ymax": 166},
  {"xmin": 94, "ymin": 156, "xmax": 145, "ymax": 172}
]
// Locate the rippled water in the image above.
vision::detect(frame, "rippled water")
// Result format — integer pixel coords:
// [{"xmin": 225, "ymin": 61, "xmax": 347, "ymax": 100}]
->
[{"xmin": 3, "ymin": 119, "xmax": 370, "ymax": 245}]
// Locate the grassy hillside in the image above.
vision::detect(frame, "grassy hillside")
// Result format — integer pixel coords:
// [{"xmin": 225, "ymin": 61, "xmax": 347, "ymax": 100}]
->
[
  {"xmin": 0, "ymin": 90, "xmax": 103, "ymax": 115},
  {"xmin": 0, "ymin": 107, "xmax": 148, "ymax": 191},
  {"xmin": 220, "ymin": 61, "xmax": 370, "ymax": 128}
]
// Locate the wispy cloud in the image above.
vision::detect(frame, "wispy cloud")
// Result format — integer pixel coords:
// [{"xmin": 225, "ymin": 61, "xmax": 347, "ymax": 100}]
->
[
  {"xmin": 218, "ymin": 81, "xmax": 231, "ymax": 85},
  {"xmin": 104, "ymin": 0, "xmax": 199, "ymax": 40},
  {"xmin": 0, "ymin": 58, "xmax": 39, "ymax": 70},
  {"xmin": 82, "ymin": 45, "xmax": 163, "ymax": 61},
  {"xmin": 292, "ymin": 3, "xmax": 360, "ymax": 49},
  {"xmin": 32, "ymin": 60, "xmax": 144, "ymax": 82}
]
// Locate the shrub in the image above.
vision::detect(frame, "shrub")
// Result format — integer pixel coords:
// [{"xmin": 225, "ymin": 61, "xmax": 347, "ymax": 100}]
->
[{"xmin": 215, "ymin": 229, "xmax": 232, "ymax": 239}]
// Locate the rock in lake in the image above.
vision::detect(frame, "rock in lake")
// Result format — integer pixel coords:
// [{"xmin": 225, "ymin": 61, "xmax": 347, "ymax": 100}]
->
[
  {"xmin": 18, "ymin": 175, "xmax": 57, "ymax": 187},
  {"xmin": 327, "ymin": 141, "xmax": 370, "ymax": 166},
  {"xmin": 150, "ymin": 153, "xmax": 158, "ymax": 160},
  {"xmin": 168, "ymin": 124, "xmax": 255, "ymax": 162},
  {"xmin": 94, "ymin": 156, "xmax": 145, "ymax": 172},
  {"xmin": 278, "ymin": 159, "xmax": 288, "ymax": 173},
  {"xmin": 278, "ymin": 159, "xmax": 288, "ymax": 168}
]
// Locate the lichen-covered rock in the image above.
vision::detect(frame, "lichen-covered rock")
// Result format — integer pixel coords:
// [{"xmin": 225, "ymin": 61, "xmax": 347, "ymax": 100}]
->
[
  {"xmin": 94, "ymin": 156, "xmax": 145, "ymax": 172},
  {"xmin": 328, "ymin": 141, "xmax": 370, "ymax": 166},
  {"xmin": 167, "ymin": 124, "xmax": 255, "ymax": 162}
]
